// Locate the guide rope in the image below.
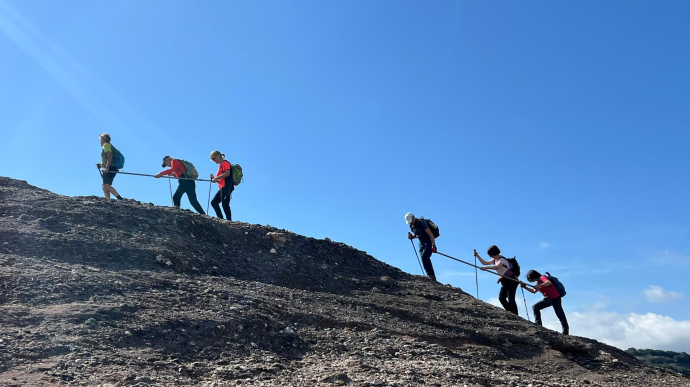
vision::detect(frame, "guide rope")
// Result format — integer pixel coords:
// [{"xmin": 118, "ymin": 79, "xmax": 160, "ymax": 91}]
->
[
  {"xmin": 102, "ymin": 170, "xmax": 213, "ymax": 182},
  {"xmin": 434, "ymin": 251, "xmax": 535, "ymax": 289}
]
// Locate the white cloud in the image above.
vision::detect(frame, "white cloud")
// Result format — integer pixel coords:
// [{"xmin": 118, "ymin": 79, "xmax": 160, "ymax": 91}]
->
[
  {"xmin": 539, "ymin": 242, "xmax": 551, "ymax": 249},
  {"xmin": 649, "ymin": 249, "xmax": 690, "ymax": 266},
  {"xmin": 643, "ymin": 285, "xmax": 684, "ymax": 303},
  {"xmin": 439, "ymin": 270, "xmax": 475, "ymax": 278},
  {"xmin": 487, "ymin": 297, "xmax": 502, "ymax": 308},
  {"xmin": 540, "ymin": 310, "xmax": 690, "ymax": 352}
]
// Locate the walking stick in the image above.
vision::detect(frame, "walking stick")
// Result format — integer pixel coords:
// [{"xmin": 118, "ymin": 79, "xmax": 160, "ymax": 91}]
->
[
  {"xmin": 168, "ymin": 179, "xmax": 174, "ymax": 206},
  {"xmin": 521, "ymin": 286, "xmax": 531, "ymax": 322},
  {"xmin": 206, "ymin": 180, "xmax": 212, "ymax": 215},
  {"xmin": 473, "ymin": 249, "xmax": 479, "ymax": 299},
  {"xmin": 96, "ymin": 164, "xmax": 103, "ymax": 178},
  {"xmin": 410, "ymin": 239, "xmax": 424, "ymax": 275}
]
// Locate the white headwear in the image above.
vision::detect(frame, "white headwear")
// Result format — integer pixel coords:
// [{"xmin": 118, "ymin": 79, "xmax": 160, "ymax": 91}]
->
[{"xmin": 404, "ymin": 212, "xmax": 414, "ymax": 225}]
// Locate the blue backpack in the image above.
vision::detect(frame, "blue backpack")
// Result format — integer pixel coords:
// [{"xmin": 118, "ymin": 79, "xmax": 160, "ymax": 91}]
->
[
  {"xmin": 111, "ymin": 146, "xmax": 125, "ymax": 169},
  {"xmin": 545, "ymin": 272, "xmax": 566, "ymax": 297}
]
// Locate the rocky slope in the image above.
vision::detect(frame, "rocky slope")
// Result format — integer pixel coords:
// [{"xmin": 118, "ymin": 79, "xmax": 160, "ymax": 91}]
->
[{"xmin": 0, "ymin": 176, "xmax": 688, "ymax": 387}]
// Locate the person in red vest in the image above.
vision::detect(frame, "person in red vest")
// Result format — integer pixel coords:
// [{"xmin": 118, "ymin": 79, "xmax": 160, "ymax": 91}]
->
[
  {"xmin": 155, "ymin": 156, "xmax": 205, "ymax": 215},
  {"xmin": 522, "ymin": 270, "xmax": 569, "ymax": 335},
  {"xmin": 209, "ymin": 150, "xmax": 233, "ymax": 220}
]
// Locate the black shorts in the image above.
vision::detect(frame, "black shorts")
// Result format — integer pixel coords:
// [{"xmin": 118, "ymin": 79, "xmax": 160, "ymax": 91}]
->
[{"xmin": 102, "ymin": 167, "xmax": 119, "ymax": 186}]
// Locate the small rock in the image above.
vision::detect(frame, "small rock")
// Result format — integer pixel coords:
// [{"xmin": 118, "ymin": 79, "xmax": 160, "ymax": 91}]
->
[
  {"xmin": 325, "ymin": 237, "xmax": 332, "ymax": 242},
  {"xmin": 124, "ymin": 331, "xmax": 132, "ymax": 336},
  {"xmin": 189, "ymin": 341, "xmax": 196, "ymax": 346},
  {"xmin": 283, "ymin": 327, "xmax": 295, "ymax": 335},
  {"xmin": 165, "ymin": 260, "xmax": 172, "ymax": 266},
  {"xmin": 251, "ymin": 342, "xmax": 258, "ymax": 348},
  {"xmin": 372, "ymin": 380, "xmax": 384, "ymax": 386},
  {"xmin": 270, "ymin": 248, "xmax": 277, "ymax": 254},
  {"xmin": 322, "ymin": 373, "xmax": 351, "ymax": 384}
]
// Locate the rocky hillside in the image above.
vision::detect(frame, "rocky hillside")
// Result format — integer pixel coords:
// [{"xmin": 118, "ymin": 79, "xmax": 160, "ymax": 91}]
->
[{"xmin": 0, "ymin": 176, "xmax": 688, "ymax": 387}]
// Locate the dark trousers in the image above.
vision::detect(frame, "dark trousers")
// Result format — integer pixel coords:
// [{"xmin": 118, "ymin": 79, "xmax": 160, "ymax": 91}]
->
[
  {"xmin": 173, "ymin": 179, "xmax": 205, "ymax": 215},
  {"xmin": 499, "ymin": 278, "xmax": 519, "ymax": 315},
  {"xmin": 102, "ymin": 167, "xmax": 118, "ymax": 186},
  {"xmin": 211, "ymin": 185, "xmax": 233, "ymax": 220},
  {"xmin": 533, "ymin": 296, "xmax": 569, "ymax": 335},
  {"xmin": 419, "ymin": 243, "xmax": 436, "ymax": 280}
]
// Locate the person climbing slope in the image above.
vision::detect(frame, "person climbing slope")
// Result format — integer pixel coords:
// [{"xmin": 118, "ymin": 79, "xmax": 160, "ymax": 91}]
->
[
  {"xmin": 522, "ymin": 270, "xmax": 569, "ymax": 335},
  {"xmin": 155, "ymin": 156, "xmax": 205, "ymax": 215},
  {"xmin": 209, "ymin": 151, "xmax": 233, "ymax": 220},
  {"xmin": 405, "ymin": 212, "xmax": 437, "ymax": 281},
  {"xmin": 96, "ymin": 133, "xmax": 125, "ymax": 200},
  {"xmin": 474, "ymin": 246, "xmax": 519, "ymax": 315}
]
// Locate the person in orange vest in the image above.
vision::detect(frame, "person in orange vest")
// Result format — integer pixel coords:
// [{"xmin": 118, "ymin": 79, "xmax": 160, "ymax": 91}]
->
[
  {"xmin": 155, "ymin": 156, "xmax": 205, "ymax": 215},
  {"xmin": 209, "ymin": 151, "xmax": 233, "ymax": 220}
]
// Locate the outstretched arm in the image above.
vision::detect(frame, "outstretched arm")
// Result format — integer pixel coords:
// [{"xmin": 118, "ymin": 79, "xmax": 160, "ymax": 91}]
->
[
  {"xmin": 521, "ymin": 283, "xmax": 538, "ymax": 294},
  {"xmin": 473, "ymin": 250, "xmax": 493, "ymax": 266}
]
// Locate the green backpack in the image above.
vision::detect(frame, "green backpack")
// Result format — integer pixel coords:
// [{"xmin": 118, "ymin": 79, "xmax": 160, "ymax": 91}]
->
[
  {"xmin": 231, "ymin": 164, "xmax": 243, "ymax": 186},
  {"xmin": 177, "ymin": 159, "xmax": 199, "ymax": 179}
]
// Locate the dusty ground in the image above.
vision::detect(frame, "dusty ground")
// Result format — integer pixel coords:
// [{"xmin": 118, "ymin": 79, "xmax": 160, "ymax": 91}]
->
[{"xmin": 0, "ymin": 176, "xmax": 688, "ymax": 386}]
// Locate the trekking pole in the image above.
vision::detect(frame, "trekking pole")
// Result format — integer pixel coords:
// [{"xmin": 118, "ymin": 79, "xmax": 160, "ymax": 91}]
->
[
  {"xmin": 96, "ymin": 164, "xmax": 103, "ymax": 178},
  {"xmin": 521, "ymin": 286, "xmax": 531, "ymax": 322},
  {"xmin": 410, "ymin": 239, "xmax": 425, "ymax": 275},
  {"xmin": 473, "ymin": 249, "xmax": 479, "ymax": 299},
  {"xmin": 206, "ymin": 180, "xmax": 212, "ymax": 215},
  {"xmin": 168, "ymin": 179, "xmax": 174, "ymax": 206},
  {"xmin": 435, "ymin": 251, "xmax": 536, "ymax": 289}
]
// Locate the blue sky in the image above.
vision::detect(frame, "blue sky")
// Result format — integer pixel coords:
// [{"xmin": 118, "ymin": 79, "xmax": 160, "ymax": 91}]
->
[{"xmin": 1, "ymin": 1, "xmax": 689, "ymax": 351}]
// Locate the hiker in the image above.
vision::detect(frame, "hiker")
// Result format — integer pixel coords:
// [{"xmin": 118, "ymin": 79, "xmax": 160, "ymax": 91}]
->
[
  {"xmin": 155, "ymin": 156, "xmax": 205, "ymax": 215},
  {"xmin": 474, "ymin": 246, "xmax": 519, "ymax": 315},
  {"xmin": 405, "ymin": 213, "xmax": 437, "ymax": 281},
  {"xmin": 96, "ymin": 133, "xmax": 125, "ymax": 200},
  {"xmin": 521, "ymin": 270, "xmax": 569, "ymax": 335},
  {"xmin": 209, "ymin": 151, "xmax": 233, "ymax": 220}
]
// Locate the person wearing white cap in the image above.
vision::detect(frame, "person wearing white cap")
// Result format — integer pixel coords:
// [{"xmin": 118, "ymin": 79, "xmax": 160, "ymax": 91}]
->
[{"xmin": 405, "ymin": 212, "xmax": 437, "ymax": 281}]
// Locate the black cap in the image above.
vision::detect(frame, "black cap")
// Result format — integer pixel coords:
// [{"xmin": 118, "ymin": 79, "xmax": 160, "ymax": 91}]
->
[{"xmin": 161, "ymin": 156, "xmax": 171, "ymax": 168}]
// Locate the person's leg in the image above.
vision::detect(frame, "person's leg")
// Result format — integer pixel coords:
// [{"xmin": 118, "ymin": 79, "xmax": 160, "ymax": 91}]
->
[
  {"xmin": 498, "ymin": 283, "xmax": 511, "ymax": 312},
  {"xmin": 102, "ymin": 168, "xmax": 123, "ymax": 199},
  {"xmin": 102, "ymin": 168, "xmax": 113, "ymax": 198},
  {"xmin": 419, "ymin": 244, "xmax": 436, "ymax": 280},
  {"xmin": 172, "ymin": 181, "xmax": 185, "ymax": 207},
  {"xmin": 102, "ymin": 184, "xmax": 111, "ymax": 199},
  {"xmin": 185, "ymin": 180, "xmax": 205, "ymax": 215},
  {"xmin": 506, "ymin": 280, "xmax": 519, "ymax": 315},
  {"xmin": 532, "ymin": 297, "xmax": 552, "ymax": 326},
  {"xmin": 221, "ymin": 186, "xmax": 232, "ymax": 220},
  {"xmin": 211, "ymin": 190, "xmax": 224, "ymax": 218},
  {"xmin": 551, "ymin": 297, "xmax": 569, "ymax": 335}
]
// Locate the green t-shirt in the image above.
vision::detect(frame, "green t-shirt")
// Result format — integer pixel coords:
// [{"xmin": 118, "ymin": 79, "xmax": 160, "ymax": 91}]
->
[{"xmin": 101, "ymin": 143, "xmax": 113, "ymax": 166}]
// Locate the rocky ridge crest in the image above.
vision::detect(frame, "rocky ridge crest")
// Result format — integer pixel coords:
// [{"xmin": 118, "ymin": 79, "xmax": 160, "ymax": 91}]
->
[{"xmin": 0, "ymin": 176, "xmax": 688, "ymax": 386}]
